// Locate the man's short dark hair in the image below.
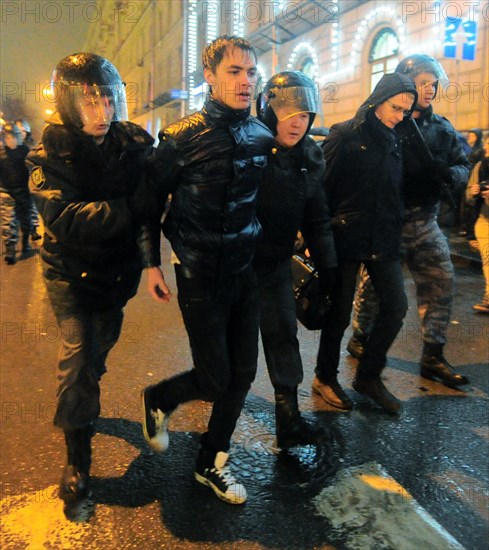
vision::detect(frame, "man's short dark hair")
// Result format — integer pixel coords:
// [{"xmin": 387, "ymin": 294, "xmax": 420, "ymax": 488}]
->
[{"xmin": 202, "ymin": 35, "xmax": 257, "ymax": 73}]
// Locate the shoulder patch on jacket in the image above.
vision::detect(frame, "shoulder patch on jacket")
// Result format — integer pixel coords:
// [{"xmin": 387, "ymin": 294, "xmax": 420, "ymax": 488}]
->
[{"xmin": 31, "ymin": 166, "xmax": 46, "ymax": 189}]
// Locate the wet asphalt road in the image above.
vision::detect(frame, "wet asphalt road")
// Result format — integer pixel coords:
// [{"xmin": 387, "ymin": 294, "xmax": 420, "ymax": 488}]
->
[{"xmin": 1, "ymin": 243, "xmax": 488, "ymax": 549}]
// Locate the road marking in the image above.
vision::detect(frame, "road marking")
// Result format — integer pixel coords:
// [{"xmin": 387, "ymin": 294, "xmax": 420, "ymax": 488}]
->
[
  {"xmin": 314, "ymin": 462, "xmax": 465, "ymax": 550},
  {"xmin": 0, "ymin": 485, "xmax": 114, "ymax": 548}
]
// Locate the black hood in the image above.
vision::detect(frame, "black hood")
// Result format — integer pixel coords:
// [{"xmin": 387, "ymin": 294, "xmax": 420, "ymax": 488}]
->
[{"xmin": 353, "ymin": 73, "xmax": 418, "ymax": 128}]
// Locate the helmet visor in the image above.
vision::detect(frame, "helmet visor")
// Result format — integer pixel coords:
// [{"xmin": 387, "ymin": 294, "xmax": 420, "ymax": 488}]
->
[
  {"xmin": 267, "ymin": 85, "xmax": 319, "ymax": 120},
  {"xmin": 54, "ymin": 83, "xmax": 128, "ymax": 125}
]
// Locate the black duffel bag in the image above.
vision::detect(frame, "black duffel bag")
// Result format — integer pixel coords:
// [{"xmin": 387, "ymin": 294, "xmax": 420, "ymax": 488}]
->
[{"xmin": 291, "ymin": 254, "xmax": 329, "ymax": 330}]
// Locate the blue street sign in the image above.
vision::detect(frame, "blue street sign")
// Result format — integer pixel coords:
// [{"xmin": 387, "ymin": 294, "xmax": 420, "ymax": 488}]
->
[
  {"xmin": 170, "ymin": 90, "xmax": 189, "ymax": 100},
  {"xmin": 444, "ymin": 17, "xmax": 477, "ymax": 61}
]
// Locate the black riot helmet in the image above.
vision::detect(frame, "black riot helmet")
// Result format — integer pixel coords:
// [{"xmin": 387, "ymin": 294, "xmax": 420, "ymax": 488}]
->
[
  {"xmin": 395, "ymin": 54, "xmax": 448, "ymax": 98},
  {"xmin": 257, "ymin": 71, "xmax": 319, "ymax": 135},
  {"xmin": 51, "ymin": 53, "xmax": 128, "ymax": 127}
]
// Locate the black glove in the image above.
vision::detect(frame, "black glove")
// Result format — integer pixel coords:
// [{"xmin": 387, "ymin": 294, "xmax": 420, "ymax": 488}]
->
[{"xmin": 429, "ymin": 159, "xmax": 452, "ymax": 184}]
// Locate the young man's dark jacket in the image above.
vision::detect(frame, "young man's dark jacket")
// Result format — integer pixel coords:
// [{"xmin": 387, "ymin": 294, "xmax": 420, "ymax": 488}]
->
[
  {"xmin": 26, "ymin": 120, "xmax": 154, "ymax": 313},
  {"xmin": 322, "ymin": 72, "xmax": 417, "ymax": 262},
  {"xmin": 142, "ymin": 97, "xmax": 274, "ymax": 276},
  {"xmin": 400, "ymin": 105, "xmax": 470, "ymax": 208},
  {"xmin": 255, "ymin": 135, "xmax": 337, "ymax": 278}
]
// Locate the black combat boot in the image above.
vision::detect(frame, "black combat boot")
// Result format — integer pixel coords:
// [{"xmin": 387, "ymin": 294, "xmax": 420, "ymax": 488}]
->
[
  {"xmin": 22, "ymin": 234, "xmax": 32, "ymax": 253},
  {"xmin": 275, "ymin": 386, "xmax": 325, "ymax": 450},
  {"xmin": 346, "ymin": 332, "xmax": 369, "ymax": 360},
  {"xmin": 4, "ymin": 244, "xmax": 16, "ymax": 265},
  {"xmin": 420, "ymin": 343, "xmax": 469, "ymax": 388},
  {"xmin": 60, "ymin": 427, "xmax": 93, "ymax": 521}
]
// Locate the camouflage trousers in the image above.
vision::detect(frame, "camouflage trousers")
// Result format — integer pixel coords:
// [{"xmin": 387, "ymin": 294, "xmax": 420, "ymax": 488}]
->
[
  {"xmin": 352, "ymin": 205, "xmax": 454, "ymax": 345},
  {"xmin": 0, "ymin": 190, "xmax": 35, "ymax": 247}
]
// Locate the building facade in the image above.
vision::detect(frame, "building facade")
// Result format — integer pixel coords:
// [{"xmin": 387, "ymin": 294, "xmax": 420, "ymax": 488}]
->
[{"xmin": 83, "ymin": 0, "xmax": 488, "ymax": 137}]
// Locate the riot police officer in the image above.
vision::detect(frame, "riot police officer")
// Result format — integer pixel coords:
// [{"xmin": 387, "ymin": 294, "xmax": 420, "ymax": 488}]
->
[{"xmin": 27, "ymin": 53, "xmax": 154, "ymax": 520}]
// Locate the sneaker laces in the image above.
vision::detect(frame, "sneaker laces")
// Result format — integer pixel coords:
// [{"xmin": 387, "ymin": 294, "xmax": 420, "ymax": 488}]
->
[{"xmin": 213, "ymin": 465, "xmax": 236, "ymax": 486}]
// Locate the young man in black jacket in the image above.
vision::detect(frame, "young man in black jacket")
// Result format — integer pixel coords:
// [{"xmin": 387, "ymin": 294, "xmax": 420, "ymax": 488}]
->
[
  {"xmin": 255, "ymin": 71, "xmax": 337, "ymax": 449},
  {"xmin": 27, "ymin": 53, "xmax": 154, "ymax": 520},
  {"xmin": 140, "ymin": 36, "xmax": 274, "ymax": 505},
  {"xmin": 313, "ymin": 73, "xmax": 417, "ymax": 414}
]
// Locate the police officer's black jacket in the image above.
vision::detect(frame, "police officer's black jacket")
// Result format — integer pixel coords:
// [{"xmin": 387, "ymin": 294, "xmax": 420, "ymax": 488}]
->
[
  {"xmin": 26, "ymin": 121, "xmax": 154, "ymax": 312},
  {"xmin": 143, "ymin": 97, "xmax": 274, "ymax": 276},
  {"xmin": 255, "ymin": 136, "xmax": 337, "ymax": 275},
  {"xmin": 322, "ymin": 72, "xmax": 417, "ymax": 262},
  {"xmin": 400, "ymin": 105, "xmax": 470, "ymax": 208}
]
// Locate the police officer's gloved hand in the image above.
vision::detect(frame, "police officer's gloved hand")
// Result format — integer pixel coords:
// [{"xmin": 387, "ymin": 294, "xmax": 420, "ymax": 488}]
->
[{"xmin": 429, "ymin": 159, "xmax": 452, "ymax": 184}]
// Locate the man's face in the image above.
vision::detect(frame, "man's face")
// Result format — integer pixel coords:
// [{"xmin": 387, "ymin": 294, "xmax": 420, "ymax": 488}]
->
[
  {"xmin": 4, "ymin": 133, "xmax": 19, "ymax": 149},
  {"xmin": 14, "ymin": 122, "xmax": 27, "ymax": 142},
  {"xmin": 467, "ymin": 132, "xmax": 478, "ymax": 147},
  {"xmin": 76, "ymin": 93, "xmax": 115, "ymax": 143},
  {"xmin": 274, "ymin": 109, "xmax": 310, "ymax": 148},
  {"xmin": 375, "ymin": 92, "xmax": 415, "ymax": 129},
  {"xmin": 413, "ymin": 72, "xmax": 438, "ymax": 110},
  {"xmin": 204, "ymin": 46, "xmax": 257, "ymax": 110}
]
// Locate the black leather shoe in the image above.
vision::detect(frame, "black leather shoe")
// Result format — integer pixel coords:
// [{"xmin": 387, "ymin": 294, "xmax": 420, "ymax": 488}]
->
[
  {"xmin": 420, "ymin": 355, "xmax": 469, "ymax": 387},
  {"xmin": 352, "ymin": 376, "xmax": 401, "ymax": 414},
  {"xmin": 312, "ymin": 376, "xmax": 353, "ymax": 410}
]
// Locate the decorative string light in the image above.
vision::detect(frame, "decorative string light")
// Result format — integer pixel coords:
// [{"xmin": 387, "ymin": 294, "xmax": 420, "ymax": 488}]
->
[
  {"xmin": 188, "ymin": 0, "xmax": 198, "ymax": 110},
  {"xmin": 206, "ymin": 0, "xmax": 218, "ymax": 43},
  {"xmin": 287, "ymin": 42, "xmax": 320, "ymax": 81},
  {"xmin": 319, "ymin": 5, "xmax": 407, "ymax": 84},
  {"xmin": 233, "ymin": 0, "xmax": 244, "ymax": 37}
]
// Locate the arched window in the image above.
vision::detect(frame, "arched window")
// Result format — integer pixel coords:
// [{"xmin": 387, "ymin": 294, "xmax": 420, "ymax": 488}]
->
[{"xmin": 369, "ymin": 28, "xmax": 399, "ymax": 92}]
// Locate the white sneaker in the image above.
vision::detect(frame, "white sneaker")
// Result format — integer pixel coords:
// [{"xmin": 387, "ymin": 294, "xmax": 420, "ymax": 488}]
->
[
  {"xmin": 194, "ymin": 451, "xmax": 247, "ymax": 505},
  {"xmin": 141, "ymin": 387, "xmax": 171, "ymax": 452}
]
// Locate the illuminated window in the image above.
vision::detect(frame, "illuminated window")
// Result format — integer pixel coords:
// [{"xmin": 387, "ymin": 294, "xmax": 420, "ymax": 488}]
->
[{"xmin": 369, "ymin": 28, "xmax": 399, "ymax": 92}]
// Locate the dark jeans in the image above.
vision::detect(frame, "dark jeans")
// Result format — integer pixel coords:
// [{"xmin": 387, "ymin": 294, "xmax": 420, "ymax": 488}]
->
[
  {"xmin": 53, "ymin": 308, "xmax": 124, "ymax": 430},
  {"xmin": 257, "ymin": 259, "xmax": 303, "ymax": 388},
  {"xmin": 151, "ymin": 264, "xmax": 259, "ymax": 452},
  {"xmin": 316, "ymin": 259, "xmax": 407, "ymax": 380}
]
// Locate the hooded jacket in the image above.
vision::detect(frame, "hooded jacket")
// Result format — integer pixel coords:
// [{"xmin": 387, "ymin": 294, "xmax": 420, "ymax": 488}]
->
[
  {"xmin": 26, "ymin": 120, "xmax": 154, "ymax": 313},
  {"xmin": 144, "ymin": 97, "xmax": 274, "ymax": 277},
  {"xmin": 322, "ymin": 73, "xmax": 417, "ymax": 261}
]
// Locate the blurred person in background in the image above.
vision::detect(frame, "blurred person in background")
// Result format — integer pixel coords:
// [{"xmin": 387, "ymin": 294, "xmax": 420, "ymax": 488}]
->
[
  {"xmin": 462, "ymin": 128, "xmax": 485, "ymax": 243},
  {"xmin": 466, "ymin": 134, "xmax": 489, "ymax": 313},
  {"xmin": 14, "ymin": 118, "xmax": 42, "ymax": 240},
  {"xmin": 0, "ymin": 122, "xmax": 37, "ymax": 264}
]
